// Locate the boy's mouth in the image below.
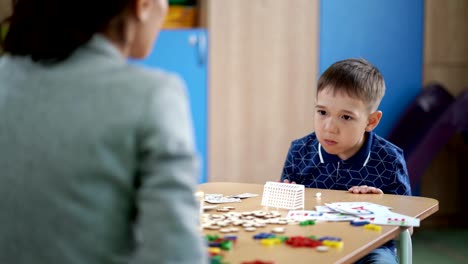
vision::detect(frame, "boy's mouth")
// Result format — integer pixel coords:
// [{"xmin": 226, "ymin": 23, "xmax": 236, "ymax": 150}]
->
[{"xmin": 324, "ymin": 139, "xmax": 338, "ymax": 146}]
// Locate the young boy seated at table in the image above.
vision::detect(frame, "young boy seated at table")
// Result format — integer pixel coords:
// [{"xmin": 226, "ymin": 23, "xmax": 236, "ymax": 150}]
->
[{"xmin": 280, "ymin": 58, "xmax": 411, "ymax": 264}]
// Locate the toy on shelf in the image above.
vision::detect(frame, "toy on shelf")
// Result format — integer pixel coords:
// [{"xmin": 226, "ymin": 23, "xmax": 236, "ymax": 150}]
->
[{"xmin": 163, "ymin": 0, "xmax": 198, "ymax": 29}]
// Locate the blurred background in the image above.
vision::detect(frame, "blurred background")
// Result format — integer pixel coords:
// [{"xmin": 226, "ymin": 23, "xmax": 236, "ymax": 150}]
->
[{"xmin": 1, "ymin": 0, "xmax": 467, "ymax": 262}]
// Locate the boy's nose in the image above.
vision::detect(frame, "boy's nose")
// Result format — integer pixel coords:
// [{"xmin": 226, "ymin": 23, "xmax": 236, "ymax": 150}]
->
[{"xmin": 324, "ymin": 118, "xmax": 339, "ymax": 133}]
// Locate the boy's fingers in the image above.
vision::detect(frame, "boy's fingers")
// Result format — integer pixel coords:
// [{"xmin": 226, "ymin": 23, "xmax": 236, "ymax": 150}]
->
[
  {"xmin": 370, "ymin": 187, "xmax": 384, "ymax": 194},
  {"xmin": 349, "ymin": 185, "xmax": 382, "ymax": 194},
  {"xmin": 282, "ymin": 179, "xmax": 297, "ymax": 184}
]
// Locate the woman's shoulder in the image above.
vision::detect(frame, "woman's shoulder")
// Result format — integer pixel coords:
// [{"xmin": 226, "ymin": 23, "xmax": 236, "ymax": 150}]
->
[
  {"xmin": 119, "ymin": 64, "xmax": 188, "ymax": 103},
  {"xmin": 124, "ymin": 64, "xmax": 183, "ymax": 90},
  {"xmin": 74, "ymin": 35, "xmax": 187, "ymax": 94}
]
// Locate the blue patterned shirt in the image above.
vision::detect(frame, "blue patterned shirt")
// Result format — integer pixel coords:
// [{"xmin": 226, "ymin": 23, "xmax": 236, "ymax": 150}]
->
[
  {"xmin": 280, "ymin": 131, "xmax": 411, "ymax": 254},
  {"xmin": 281, "ymin": 131, "xmax": 411, "ymax": 195}
]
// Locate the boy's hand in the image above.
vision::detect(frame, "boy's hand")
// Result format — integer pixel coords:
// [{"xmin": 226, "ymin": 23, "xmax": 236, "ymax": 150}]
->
[
  {"xmin": 348, "ymin": 185, "xmax": 383, "ymax": 194},
  {"xmin": 281, "ymin": 179, "xmax": 296, "ymax": 184}
]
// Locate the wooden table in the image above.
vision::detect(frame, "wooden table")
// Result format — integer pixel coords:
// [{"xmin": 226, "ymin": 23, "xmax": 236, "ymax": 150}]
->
[{"xmin": 199, "ymin": 182, "xmax": 439, "ymax": 264}]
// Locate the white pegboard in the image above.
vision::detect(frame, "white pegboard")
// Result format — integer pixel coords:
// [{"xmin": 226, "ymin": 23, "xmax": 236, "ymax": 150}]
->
[{"xmin": 261, "ymin": 181, "xmax": 305, "ymax": 210}]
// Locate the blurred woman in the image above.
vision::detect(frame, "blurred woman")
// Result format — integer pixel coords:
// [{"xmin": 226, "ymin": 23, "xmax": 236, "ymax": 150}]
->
[{"xmin": 0, "ymin": 0, "xmax": 207, "ymax": 263}]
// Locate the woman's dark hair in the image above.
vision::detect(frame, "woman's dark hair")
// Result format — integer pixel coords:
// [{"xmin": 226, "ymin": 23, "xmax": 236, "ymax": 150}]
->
[{"xmin": 2, "ymin": 0, "xmax": 136, "ymax": 63}]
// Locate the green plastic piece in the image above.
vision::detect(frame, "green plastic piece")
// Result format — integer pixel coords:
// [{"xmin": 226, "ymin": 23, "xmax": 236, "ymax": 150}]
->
[
  {"xmin": 220, "ymin": 240, "xmax": 233, "ymax": 250},
  {"xmin": 206, "ymin": 234, "xmax": 219, "ymax": 241},
  {"xmin": 299, "ymin": 220, "xmax": 316, "ymax": 226},
  {"xmin": 276, "ymin": 235, "xmax": 289, "ymax": 242}
]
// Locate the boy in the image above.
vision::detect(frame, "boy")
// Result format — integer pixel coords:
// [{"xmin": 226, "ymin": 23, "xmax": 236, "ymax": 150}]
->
[{"xmin": 280, "ymin": 58, "xmax": 411, "ymax": 264}]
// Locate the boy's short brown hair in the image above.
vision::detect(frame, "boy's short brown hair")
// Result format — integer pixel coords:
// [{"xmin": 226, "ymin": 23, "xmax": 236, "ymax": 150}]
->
[{"xmin": 317, "ymin": 58, "xmax": 385, "ymax": 111}]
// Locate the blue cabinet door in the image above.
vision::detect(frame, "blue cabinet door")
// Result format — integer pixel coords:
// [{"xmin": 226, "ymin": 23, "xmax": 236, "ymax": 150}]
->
[{"xmin": 133, "ymin": 29, "xmax": 208, "ymax": 183}]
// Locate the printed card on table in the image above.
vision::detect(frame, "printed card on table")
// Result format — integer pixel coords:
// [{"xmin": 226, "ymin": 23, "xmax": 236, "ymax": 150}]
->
[
  {"xmin": 286, "ymin": 210, "xmax": 324, "ymax": 220},
  {"xmin": 358, "ymin": 212, "xmax": 420, "ymax": 227},
  {"xmin": 326, "ymin": 202, "xmax": 419, "ymax": 227},
  {"xmin": 286, "ymin": 210, "xmax": 357, "ymax": 222},
  {"xmin": 315, "ymin": 205, "xmax": 339, "ymax": 213},
  {"xmin": 228, "ymin": 193, "xmax": 259, "ymax": 199},
  {"xmin": 204, "ymin": 193, "xmax": 241, "ymax": 204},
  {"xmin": 325, "ymin": 202, "xmax": 391, "ymax": 216}
]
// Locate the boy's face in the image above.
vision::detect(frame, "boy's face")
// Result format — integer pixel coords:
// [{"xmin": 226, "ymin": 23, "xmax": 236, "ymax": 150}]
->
[{"xmin": 314, "ymin": 87, "xmax": 382, "ymax": 160}]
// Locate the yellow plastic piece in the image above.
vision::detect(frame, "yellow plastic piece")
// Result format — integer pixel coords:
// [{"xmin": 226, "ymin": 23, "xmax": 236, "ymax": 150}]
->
[
  {"xmin": 260, "ymin": 238, "xmax": 282, "ymax": 246},
  {"xmin": 322, "ymin": 240, "xmax": 344, "ymax": 249},
  {"xmin": 364, "ymin": 224, "xmax": 382, "ymax": 231},
  {"xmin": 208, "ymin": 247, "xmax": 221, "ymax": 254}
]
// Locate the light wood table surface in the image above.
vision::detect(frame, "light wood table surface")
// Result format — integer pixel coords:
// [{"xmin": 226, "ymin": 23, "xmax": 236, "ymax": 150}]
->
[{"xmin": 199, "ymin": 182, "xmax": 439, "ymax": 264}]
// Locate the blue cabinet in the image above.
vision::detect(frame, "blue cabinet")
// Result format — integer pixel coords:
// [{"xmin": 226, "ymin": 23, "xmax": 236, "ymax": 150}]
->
[{"xmin": 133, "ymin": 29, "xmax": 208, "ymax": 183}]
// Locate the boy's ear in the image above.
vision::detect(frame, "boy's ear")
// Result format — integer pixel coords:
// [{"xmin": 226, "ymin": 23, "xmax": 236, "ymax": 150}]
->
[{"xmin": 365, "ymin": 111, "xmax": 382, "ymax": 132}]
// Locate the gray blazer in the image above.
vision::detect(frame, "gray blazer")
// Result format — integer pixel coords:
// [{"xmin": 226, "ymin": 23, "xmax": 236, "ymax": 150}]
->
[{"xmin": 0, "ymin": 35, "xmax": 207, "ymax": 264}]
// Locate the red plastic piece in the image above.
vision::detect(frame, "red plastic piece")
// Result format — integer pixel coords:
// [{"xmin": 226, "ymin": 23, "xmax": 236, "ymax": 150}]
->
[{"xmin": 285, "ymin": 236, "xmax": 322, "ymax": 248}]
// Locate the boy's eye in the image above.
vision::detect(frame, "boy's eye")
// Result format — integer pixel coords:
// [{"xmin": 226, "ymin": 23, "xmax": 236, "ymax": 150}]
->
[
  {"xmin": 342, "ymin": 115, "xmax": 353, "ymax": 121},
  {"xmin": 317, "ymin": 110, "xmax": 327, "ymax": 115}
]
